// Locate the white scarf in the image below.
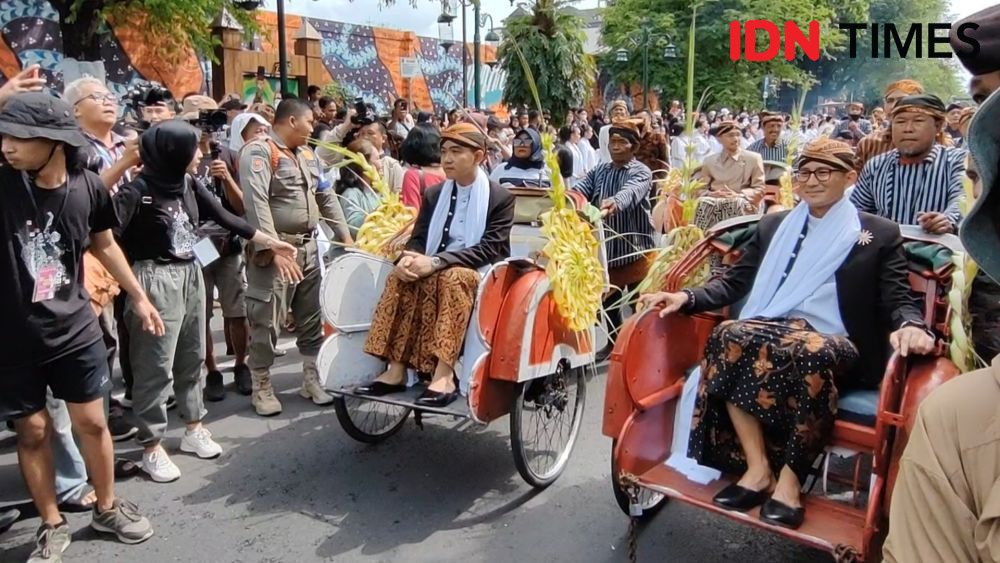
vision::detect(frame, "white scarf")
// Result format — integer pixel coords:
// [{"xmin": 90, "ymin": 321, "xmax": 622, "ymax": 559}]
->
[
  {"xmin": 739, "ymin": 197, "xmax": 861, "ymax": 320},
  {"xmin": 424, "ymin": 167, "xmax": 491, "ymax": 256}
]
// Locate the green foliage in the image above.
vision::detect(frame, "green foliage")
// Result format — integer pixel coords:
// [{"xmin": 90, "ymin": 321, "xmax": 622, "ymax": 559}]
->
[
  {"xmin": 601, "ymin": 0, "xmax": 848, "ymax": 109},
  {"xmin": 804, "ymin": 0, "xmax": 963, "ymax": 105},
  {"xmin": 57, "ymin": 0, "xmax": 259, "ymax": 61},
  {"xmin": 601, "ymin": 0, "xmax": 961, "ymax": 110},
  {"xmin": 497, "ymin": 0, "xmax": 596, "ymax": 122}
]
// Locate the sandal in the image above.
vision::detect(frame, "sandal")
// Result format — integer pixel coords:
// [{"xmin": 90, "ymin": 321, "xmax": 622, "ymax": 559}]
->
[
  {"xmin": 114, "ymin": 458, "xmax": 141, "ymax": 480},
  {"xmin": 59, "ymin": 485, "xmax": 96, "ymax": 513}
]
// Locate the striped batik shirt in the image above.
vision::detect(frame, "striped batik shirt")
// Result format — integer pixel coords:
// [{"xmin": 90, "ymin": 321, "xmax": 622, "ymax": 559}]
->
[
  {"xmin": 746, "ymin": 138, "xmax": 789, "ymax": 163},
  {"xmin": 573, "ymin": 159, "xmax": 654, "ymax": 267},
  {"xmin": 850, "ymin": 145, "xmax": 966, "ymax": 229}
]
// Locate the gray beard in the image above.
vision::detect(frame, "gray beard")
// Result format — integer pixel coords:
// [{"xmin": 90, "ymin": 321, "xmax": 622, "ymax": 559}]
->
[{"xmin": 898, "ymin": 145, "xmax": 931, "ymax": 158}]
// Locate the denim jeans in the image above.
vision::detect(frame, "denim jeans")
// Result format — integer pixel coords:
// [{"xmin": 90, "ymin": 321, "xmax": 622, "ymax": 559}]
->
[{"xmin": 47, "ymin": 394, "xmax": 89, "ymax": 504}]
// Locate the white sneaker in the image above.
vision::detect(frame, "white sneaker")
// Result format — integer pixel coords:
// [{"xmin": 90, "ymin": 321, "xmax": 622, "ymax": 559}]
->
[
  {"xmin": 141, "ymin": 447, "xmax": 180, "ymax": 483},
  {"xmin": 180, "ymin": 427, "xmax": 223, "ymax": 459}
]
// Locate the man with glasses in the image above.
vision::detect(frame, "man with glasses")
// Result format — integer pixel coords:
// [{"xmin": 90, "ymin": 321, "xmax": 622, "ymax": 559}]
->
[
  {"xmin": 850, "ymin": 94, "xmax": 965, "ymax": 234},
  {"xmin": 64, "ymin": 78, "xmax": 138, "ymax": 194},
  {"xmin": 854, "ymin": 79, "xmax": 924, "ymax": 171}
]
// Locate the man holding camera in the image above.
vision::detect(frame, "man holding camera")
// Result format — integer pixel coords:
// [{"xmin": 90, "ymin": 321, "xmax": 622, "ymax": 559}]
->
[
  {"xmin": 181, "ymin": 96, "xmax": 254, "ymax": 401},
  {"xmin": 240, "ymin": 98, "xmax": 352, "ymax": 416},
  {"xmin": 316, "ymin": 100, "xmax": 405, "ymax": 192}
]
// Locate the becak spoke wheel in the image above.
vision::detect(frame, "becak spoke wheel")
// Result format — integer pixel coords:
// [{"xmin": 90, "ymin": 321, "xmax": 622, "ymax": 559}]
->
[
  {"xmin": 610, "ymin": 442, "xmax": 668, "ymax": 520},
  {"xmin": 510, "ymin": 360, "xmax": 586, "ymax": 488},
  {"xmin": 333, "ymin": 395, "xmax": 411, "ymax": 444}
]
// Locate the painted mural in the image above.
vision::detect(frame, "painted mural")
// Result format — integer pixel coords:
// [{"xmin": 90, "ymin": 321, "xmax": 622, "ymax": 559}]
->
[{"xmin": 0, "ymin": 2, "xmax": 505, "ymax": 116}]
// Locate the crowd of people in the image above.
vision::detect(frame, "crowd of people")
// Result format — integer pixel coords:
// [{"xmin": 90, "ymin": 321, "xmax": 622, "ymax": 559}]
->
[{"xmin": 0, "ymin": 5, "xmax": 998, "ymax": 562}]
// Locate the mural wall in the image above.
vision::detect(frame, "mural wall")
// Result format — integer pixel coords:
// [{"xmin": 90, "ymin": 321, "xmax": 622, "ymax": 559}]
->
[{"xmin": 0, "ymin": 2, "xmax": 505, "ymax": 116}]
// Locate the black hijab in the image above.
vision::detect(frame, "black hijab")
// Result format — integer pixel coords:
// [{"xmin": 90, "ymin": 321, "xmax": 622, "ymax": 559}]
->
[
  {"xmin": 507, "ymin": 127, "xmax": 544, "ymax": 170},
  {"xmin": 139, "ymin": 120, "xmax": 200, "ymax": 197}
]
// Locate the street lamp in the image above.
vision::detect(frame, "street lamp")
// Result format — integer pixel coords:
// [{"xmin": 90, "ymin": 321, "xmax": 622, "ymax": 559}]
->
[
  {"xmin": 616, "ymin": 20, "xmax": 677, "ymax": 111},
  {"xmin": 438, "ymin": 12, "xmax": 455, "ymax": 53}
]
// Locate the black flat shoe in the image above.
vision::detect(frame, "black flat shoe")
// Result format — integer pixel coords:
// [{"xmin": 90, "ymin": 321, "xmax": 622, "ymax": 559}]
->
[
  {"xmin": 759, "ymin": 498, "xmax": 805, "ymax": 529},
  {"xmin": 0, "ymin": 507, "xmax": 20, "ymax": 535},
  {"xmin": 414, "ymin": 388, "xmax": 459, "ymax": 408},
  {"xmin": 355, "ymin": 381, "xmax": 406, "ymax": 396},
  {"xmin": 204, "ymin": 370, "xmax": 226, "ymax": 402},
  {"xmin": 712, "ymin": 483, "xmax": 770, "ymax": 512}
]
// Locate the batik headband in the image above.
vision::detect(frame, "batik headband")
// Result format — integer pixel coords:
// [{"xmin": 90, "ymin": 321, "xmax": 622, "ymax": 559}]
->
[{"xmin": 795, "ymin": 138, "xmax": 856, "ymax": 172}]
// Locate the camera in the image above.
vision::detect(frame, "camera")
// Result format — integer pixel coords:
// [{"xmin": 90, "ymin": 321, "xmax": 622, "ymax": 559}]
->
[
  {"xmin": 190, "ymin": 109, "xmax": 228, "ymax": 133},
  {"xmin": 120, "ymin": 81, "xmax": 175, "ymax": 130},
  {"xmin": 351, "ymin": 97, "xmax": 377, "ymax": 126}
]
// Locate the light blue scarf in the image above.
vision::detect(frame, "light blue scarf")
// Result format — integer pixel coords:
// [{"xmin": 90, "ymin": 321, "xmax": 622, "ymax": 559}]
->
[{"xmin": 739, "ymin": 197, "xmax": 861, "ymax": 320}]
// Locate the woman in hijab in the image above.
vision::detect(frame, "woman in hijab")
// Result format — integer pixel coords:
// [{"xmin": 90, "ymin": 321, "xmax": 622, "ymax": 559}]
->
[
  {"xmin": 488, "ymin": 127, "xmax": 551, "ymax": 188},
  {"xmin": 228, "ymin": 112, "xmax": 269, "ymax": 154},
  {"xmin": 114, "ymin": 120, "xmax": 296, "ymax": 484}
]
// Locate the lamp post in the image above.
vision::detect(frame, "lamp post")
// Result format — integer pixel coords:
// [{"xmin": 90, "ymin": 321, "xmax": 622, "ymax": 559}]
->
[
  {"xmin": 438, "ymin": 12, "xmax": 455, "ymax": 53},
  {"xmin": 615, "ymin": 20, "xmax": 677, "ymax": 111},
  {"xmin": 475, "ymin": 12, "xmax": 499, "ymax": 110}
]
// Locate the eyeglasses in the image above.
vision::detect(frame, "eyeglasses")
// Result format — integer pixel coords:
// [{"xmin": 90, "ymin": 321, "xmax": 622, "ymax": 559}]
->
[
  {"xmin": 794, "ymin": 168, "xmax": 838, "ymax": 182},
  {"xmin": 76, "ymin": 93, "xmax": 117, "ymax": 105},
  {"xmin": 512, "ymin": 138, "xmax": 533, "ymax": 147}
]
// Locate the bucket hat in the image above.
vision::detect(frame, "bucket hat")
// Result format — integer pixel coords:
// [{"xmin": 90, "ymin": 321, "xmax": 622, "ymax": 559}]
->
[
  {"xmin": 962, "ymin": 88, "xmax": 1000, "ymax": 282},
  {"xmin": 0, "ymin": 92, "xmax": 86, "ymax": 147}
]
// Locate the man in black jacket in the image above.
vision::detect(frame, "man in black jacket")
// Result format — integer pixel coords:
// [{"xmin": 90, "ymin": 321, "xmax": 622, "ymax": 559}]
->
[
  {"xmin": 358, "ymin": 123, "xmax": 515, "ymax": 408},
  {"xmin": 640, "ymin": 138, "xmax": 934, "ymax": 529}
]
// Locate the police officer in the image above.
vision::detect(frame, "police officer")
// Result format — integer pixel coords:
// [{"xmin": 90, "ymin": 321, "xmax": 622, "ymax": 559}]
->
[{"xmin": 239, "ymin": 98, "xmax": 353, "ymax": 416}]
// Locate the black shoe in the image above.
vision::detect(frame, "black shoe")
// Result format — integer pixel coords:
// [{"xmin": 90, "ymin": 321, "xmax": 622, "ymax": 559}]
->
[
  {"xmin": 595, "ymin": 344, "xmax": 613, "ymax": 363},
  {"xmin": 759, "ymin": 498, "xmax": 805, "ymax": 529},
  {"xmin": 166, "ymin": 396, "xmax": 177, "ymax": 410},
  {"xmin": 414, "ymin": 388, "xmax": 459, "ymax": 408},
  {"xmin": 355, "ymin": 381, "xmax": 406, "ymax": 397},
  {"xmin": 204, "ymin": 370, "xmax": 226, "ymax": 402},
  {"xmin": 234, "ymin": 364, "xmax": 253, "ymax": 396},
  {"xmin": 712, "ymin": 483, "xmax": 770, "ymax": 512},
  {"xmin": 108, "ymin": 412, "xmax": 137, "ymax": 442},
  {"xmin": 0, "ymin": 507, "xmax": 19, "ymax": 535}
]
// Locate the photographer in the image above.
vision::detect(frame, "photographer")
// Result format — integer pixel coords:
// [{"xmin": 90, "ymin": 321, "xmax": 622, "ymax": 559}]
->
[
  {"xmin": 317, "ymin": 99, "xmax": 404, "ymax": 192},
  {"xmin": 181, "ymin": 97, "xmax": 256, "ymax": 401},
  {"xmin": 115, "ymin": 120, "xmax": 297, "ymax": 482}
]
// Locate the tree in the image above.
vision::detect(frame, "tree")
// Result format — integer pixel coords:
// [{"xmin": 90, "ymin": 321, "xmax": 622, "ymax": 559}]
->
[
  {"xmin": 803, "ymin": 0, "xmax": 962, "ymax": 106},
  {"xmin": 496, "ymin": 0, "xmax": 595, "ymax": 123},
  {"xmin": 600, "ymin": 0, "xmax": 856, "ymax": 110},
  {"xmin": 52, "ymin": 0, "xmax": 259, "ymax": 62}
]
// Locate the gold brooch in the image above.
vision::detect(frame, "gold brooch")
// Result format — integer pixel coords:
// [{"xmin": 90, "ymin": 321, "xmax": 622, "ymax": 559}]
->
[{"xmin": 858, "ymin": 230, "xmax": 873, "ymax": 246}]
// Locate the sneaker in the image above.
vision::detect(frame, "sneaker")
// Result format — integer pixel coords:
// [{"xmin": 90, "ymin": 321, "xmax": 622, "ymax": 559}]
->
[
  {"xmin": 165, "ymin": 396, "xmax": 177, "ymax": 411},
  {"xmin": 204, "ymin": 370, "xmax": 226, "ymax": 402},
  {"xmin": 140, "ymin": 446, "xmax": 181, "ymax": 483},
  {"xmin": 233, "ymin": 364, "xmax": 253, "ymax": 396},
  {"xmin": 108, "ymin": 412, "xmax": 137, "ymax": 442},
  {"xmin": 180, "ymin": 427, "xmax": 223, "ymax": 459},
  {"xmin": 90, "ymin": 499, "xmax": 153, "ymax": 544},
  {"xmin": 0, "ymin": 507, "xmax": 18, "ymax": 535},
  {"xmin": 26, "ymin": 517, "xmax": 70, "ymax": 563}
]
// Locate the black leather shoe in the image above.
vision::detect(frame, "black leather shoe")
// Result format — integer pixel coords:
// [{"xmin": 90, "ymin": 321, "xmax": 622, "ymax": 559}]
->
[
  {"xmin": 712, "ymin": 483, "xmax": 770, "ymax": 512},
  {"xmin": 355, "ymin": 381, "xmax": 406, "ymax": 397},
  {"xmin": 204, "ymin": 370, "xmax": 226, "ymax": 402},
  {"xmin": 414, "ymin": 388, "xmax": 459, "ymax": 408},
  {"xmin": 234, "ymin": 364, "xmax": 253, "ymax": 396},
  {"xmin": 0, "ymin": 507, "xmax": 19, "ymax": 535},
  {"xmin": 759, "ymin": 498, "xmax": 805, "ymax": 529}
]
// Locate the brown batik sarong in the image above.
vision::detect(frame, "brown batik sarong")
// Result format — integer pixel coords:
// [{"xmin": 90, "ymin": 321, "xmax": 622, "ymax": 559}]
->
[
  {"xmin": 364, "ymin": 267, "xmax": 480, "ymax": 373},
  {"xmin": 687, "ymin": 317, "xmax": 859, "ymax": 481}
]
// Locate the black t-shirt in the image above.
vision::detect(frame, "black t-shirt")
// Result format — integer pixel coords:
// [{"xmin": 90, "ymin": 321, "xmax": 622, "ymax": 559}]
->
[
  {"xmin": 115, "ymin": 176, "xmax": 255, "ymax": 264},
  {"xmin": 0, "ymin": 166, "xmax": 119, "ymax": 369}
]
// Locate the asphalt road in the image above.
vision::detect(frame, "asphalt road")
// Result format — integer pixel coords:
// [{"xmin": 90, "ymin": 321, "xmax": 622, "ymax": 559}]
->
[{"xmin": 0, "ymin": 325, "xmax": 830, "ymax": 563}]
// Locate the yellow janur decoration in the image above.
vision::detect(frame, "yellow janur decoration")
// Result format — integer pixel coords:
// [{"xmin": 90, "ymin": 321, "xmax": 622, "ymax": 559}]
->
[
  {"xmin": 538, "ymin": 134, "xmax": 604, "ymax": 331},
  {"xmin": 947, "ymin": 174, "xmax": 983, "ymax": 371},
  {"xmin": 313, "ymin": 140, "xmax": 415, "ymax": 258}
]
